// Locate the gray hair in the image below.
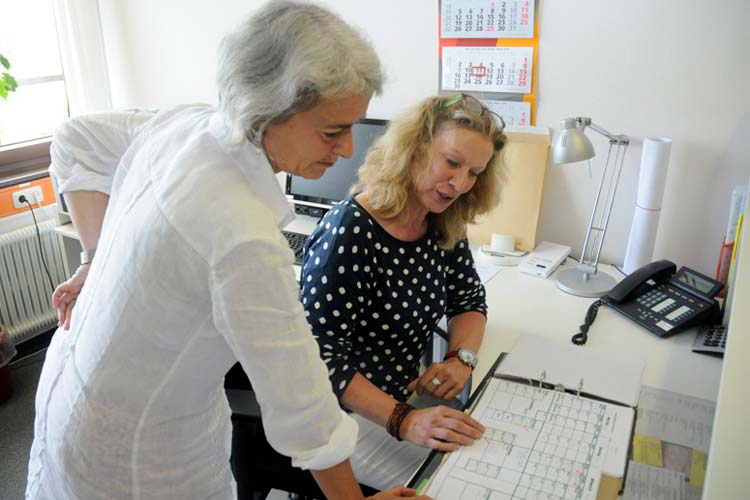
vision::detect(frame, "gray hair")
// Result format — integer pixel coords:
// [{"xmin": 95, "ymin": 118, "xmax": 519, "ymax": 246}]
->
[{"xmin": 216, "ymin": 0, "xmax": 384, "ymax": 145}]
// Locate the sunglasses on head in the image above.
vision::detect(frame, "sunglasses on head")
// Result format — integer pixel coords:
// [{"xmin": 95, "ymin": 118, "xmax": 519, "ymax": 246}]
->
[{"xmin": 438, "ymin": 93, "xmax": 505, "ymax": 128}]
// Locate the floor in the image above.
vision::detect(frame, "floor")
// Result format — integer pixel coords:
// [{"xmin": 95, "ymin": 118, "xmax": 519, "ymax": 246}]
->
[
  {"xmin": 0, "ymin": 344, "xmax": 46, "ymax": 500},
  {"xmin": 0, "ymin": 332, "xmax": 292, "ymax": 500}
]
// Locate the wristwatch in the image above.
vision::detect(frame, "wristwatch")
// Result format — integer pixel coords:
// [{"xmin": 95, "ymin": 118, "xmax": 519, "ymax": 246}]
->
[
  {"xmin": 80, "ymin": 248, "xmax": 96, "ymax": 266},
  {"xmin": 444, "ymin": 348, "xmax": 478, "ymax": 370}
]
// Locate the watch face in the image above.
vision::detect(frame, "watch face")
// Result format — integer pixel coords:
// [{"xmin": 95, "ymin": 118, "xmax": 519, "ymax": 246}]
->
[{"xmin": 458, "ymin": 348, "xmax": 478, "ymax": 367}]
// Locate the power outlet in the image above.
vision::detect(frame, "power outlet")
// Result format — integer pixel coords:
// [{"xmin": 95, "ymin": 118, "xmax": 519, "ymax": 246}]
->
[{"xmin": 13, "ymin": 186, "xmax": 44, "ymax": 209}]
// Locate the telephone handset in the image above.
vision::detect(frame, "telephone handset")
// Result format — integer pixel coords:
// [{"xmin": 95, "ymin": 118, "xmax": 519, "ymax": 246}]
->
[
  {"xmin": 572, "ymin": 260, "xmax": 723, "ymax": 345},
  {"xmin": 605, "ymin": 260, "xmax": 676, "ymax": 304}
]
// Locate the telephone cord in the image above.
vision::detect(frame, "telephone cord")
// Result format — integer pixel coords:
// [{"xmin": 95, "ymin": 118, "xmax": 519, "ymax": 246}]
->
[{"xmin": 571, "ymin": 299, "xmax": 605, "ymax": 345}]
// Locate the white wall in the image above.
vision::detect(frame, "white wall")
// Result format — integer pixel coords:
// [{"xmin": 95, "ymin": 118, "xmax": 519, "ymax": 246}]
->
[{"xmin": 98, "ymin": 0, "xmax": 750, "ymax": 275}]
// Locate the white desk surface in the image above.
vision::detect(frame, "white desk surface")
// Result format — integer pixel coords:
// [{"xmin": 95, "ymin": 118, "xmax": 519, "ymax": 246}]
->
[
  {"xmin": 472, "ymin": 257, "xmax": 723, "ymax": 403},
  {"xmin": 52, "ymin": 221, "xmax": 79, "ymax": 240}
]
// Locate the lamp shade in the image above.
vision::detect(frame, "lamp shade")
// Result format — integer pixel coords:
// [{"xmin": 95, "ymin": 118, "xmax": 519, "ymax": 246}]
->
[{"xmin": 552, "ymin": 118, "xmax": 595, "ymax": 164}]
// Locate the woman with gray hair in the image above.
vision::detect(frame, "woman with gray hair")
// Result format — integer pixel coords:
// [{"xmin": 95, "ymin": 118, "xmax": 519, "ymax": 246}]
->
[{"xmin": 27, "ymin": 2, "xmax": 426, "ymax": 499}]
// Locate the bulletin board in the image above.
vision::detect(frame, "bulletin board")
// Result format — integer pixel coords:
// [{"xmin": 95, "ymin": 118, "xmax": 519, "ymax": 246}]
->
[{"xmin": 438, "ymin": 0, "xmax": 539, "ymax": 126}]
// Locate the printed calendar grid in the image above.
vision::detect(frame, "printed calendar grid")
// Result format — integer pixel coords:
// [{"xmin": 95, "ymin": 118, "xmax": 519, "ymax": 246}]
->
[
  {"xmin": 441, "ymin": 1, "xmax": 535, "ymax": 39},
  {"xmin": 425, "ymin": 378, "xmax": 611, "ymax": 500}
]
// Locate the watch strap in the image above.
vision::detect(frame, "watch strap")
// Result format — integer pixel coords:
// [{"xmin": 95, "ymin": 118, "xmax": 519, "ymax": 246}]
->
[
  {"xmin": 80, "ymin": 248, "xmax": 96, "ymax": 266},
  {"xmin": 444, "ymin": 349, "xmax": 459, "ymax": 360}
]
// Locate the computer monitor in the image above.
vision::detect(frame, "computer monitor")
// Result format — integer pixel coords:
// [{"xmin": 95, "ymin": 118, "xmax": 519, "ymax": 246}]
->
[{"xmin": 286, "ymin": 118, "xmax": 387, "ymax": 210}]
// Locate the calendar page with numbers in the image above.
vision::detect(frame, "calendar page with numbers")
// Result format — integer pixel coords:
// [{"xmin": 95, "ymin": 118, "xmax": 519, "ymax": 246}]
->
[
  {"xmin": 441, "ymin": 0, "xmax": 536, "ymax": 39},
  {"xmin": 424, "ymin": 378, "xmax": 635, "ymax": 499},
  {"xmin": 483, "ymin": 99, "xmax": 531, "ymax": 127},
  {"xmin": 442, "ymin": 46, "xmax": 533, "ymax": 94}
]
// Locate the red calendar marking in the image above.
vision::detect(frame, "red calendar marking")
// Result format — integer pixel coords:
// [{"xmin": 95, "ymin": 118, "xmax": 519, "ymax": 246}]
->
[{"xmin": 470, "ymin": 65, "xmax": 487, "ymax": 77}]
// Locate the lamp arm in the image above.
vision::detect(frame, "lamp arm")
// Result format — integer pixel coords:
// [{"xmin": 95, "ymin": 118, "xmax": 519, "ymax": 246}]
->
[
  {"xmin": 578, "ymin": 144, "xmax": 613, "ymax": 266},
  {"xmin": 573, "ymin": 118, "xmax": 630, "ymax": 274},
  {"xmin": 591, "ymin": 143, "xmax": 628, "ymax": 268},
  {"xmin": 575, "ymin": 118, "xmax": 629, "ymax": 145}
]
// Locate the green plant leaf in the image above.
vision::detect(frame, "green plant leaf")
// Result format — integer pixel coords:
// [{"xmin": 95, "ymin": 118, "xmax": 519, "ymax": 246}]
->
[
  {"xmin": 2, "ymin": 72, "xmax": 17, "ymax": 92},
  {"xmin": 0, "ymin": 83, "xmax": 8, "ymax": 100},
  {"xmin": 0, "ymin": 54, "xmax": 9, "ymax": 70}
]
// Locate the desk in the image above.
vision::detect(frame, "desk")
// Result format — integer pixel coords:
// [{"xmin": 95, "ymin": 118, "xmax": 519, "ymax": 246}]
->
[
  {"xmin": 417, "ymin": 256, "xmax": 728, "ymax": 499},
  {"xmin": 54, "ymin": 211, "xmax": 742, "ymax": 497},
  {"xmin": 472, "ymin": 258, "xmax": 723, "ymax": 403}
]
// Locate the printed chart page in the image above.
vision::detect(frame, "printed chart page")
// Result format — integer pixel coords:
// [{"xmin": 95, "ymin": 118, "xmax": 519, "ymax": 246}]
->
[{"xmin": 425, "ymin": 378, "xmax": 631, "ymax": 499}]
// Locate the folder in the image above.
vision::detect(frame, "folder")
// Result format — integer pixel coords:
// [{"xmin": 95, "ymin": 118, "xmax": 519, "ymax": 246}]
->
[
  {"xmin": 466, "ymin": 127, "xmax": 550, "ymax": 252},
  {"xmin": 409, "ymin": 335, "xmax": 644, "ymax": 500}
]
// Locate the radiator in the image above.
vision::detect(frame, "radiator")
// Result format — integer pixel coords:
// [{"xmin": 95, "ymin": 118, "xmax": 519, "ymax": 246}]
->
[{"xmin": 0, "ymin": 220, "xmax": 67, "ymax": 344}]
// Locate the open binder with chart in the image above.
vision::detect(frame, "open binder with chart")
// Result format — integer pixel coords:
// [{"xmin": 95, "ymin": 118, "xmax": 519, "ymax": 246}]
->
[{"xmin": 409, "ymin": 335, "xmax": 645, "ymax": 500}]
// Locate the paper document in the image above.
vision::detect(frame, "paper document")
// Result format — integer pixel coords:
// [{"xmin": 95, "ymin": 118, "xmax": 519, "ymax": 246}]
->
[
  {"xmin": 475, "ymin": 262, "xmax": 502, "ymax": 284},
  {"xmin": 425, "ymin": 378, "xmax": 630, "ymax": 499},
  {"xmin": 622, "ymin": 462, "xmax": 685, "ymax": 500},
  {"xmin": 635, "ymin": 386, "xmax": 716, "ymax": 452},
  {"xmin": 497, "ymin": 335, "xmax": 645, "ymax": 408}
]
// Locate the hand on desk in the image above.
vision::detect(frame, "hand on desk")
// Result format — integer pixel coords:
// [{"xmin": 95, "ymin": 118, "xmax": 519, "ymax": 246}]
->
[
  {"xmin": 401, "ymin": 405, "xmax": 484, "ymax": 452},
  {"xmin": 368, "ymin": 486, "xmax": 431, "ymax": 499},
  {"xmin": 52, "ymin": 264, "xmax": 90, "ymax": 330},
  {"xmin": 407, "ymin": 359, "xmax": 472, "ymax": 401}
]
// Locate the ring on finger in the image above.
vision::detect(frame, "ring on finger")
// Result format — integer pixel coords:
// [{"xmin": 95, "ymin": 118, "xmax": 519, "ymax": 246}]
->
[{"xmin": 431, "ymin": 377, "xmax": 442, "ymax": 387}]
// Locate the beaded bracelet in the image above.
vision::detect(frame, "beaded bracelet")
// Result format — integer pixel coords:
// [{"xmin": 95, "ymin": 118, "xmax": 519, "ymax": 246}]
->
[{"xmin": 386, "ymin": 402, "xmax": 415, "ymax": 441}]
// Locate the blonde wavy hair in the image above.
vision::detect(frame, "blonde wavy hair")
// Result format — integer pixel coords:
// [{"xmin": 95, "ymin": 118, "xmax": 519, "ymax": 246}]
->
[{"xmin": 351, "ymin": 94, "xmax": 507, "ymax": 249}]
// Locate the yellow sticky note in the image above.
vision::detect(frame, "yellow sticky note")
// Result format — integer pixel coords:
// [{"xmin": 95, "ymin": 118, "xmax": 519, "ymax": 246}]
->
[
  {"xmin": 632, "ymin": 434, "xmax": 663, "ymax": 466},
  {"xmin": 690, "ymin": 449, "xmax": 708, "ymax": 487}
]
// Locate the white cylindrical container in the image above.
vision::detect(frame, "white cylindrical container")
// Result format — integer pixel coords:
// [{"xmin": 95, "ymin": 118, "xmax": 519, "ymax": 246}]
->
[
  {"xmin": 623, "ymin": 138, "xmax": 672, "ymax": 274},
  {"xmin": 490, "ymin": 233, "xmax": 515, "ymax": 253}
]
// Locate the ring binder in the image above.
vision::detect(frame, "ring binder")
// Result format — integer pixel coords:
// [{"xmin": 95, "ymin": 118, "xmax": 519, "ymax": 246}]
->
[{"xmin": 410, "ymin": 336, "xmax": 644, "ymax": 500}]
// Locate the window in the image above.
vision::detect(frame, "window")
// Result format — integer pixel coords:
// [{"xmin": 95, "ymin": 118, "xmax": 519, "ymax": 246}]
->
[{"xmin": 0, "ymin": 0, "xmax": 69, "ymax": 148}]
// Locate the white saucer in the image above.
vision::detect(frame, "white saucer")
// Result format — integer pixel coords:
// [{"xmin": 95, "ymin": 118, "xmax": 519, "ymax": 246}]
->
[
  {"xmin": 477, "ymin": 247, "xmax": 526, "ymax": 266},
  {"xmin": 480, "ymin": 245, "xmax": 528, "ymax": 258}
]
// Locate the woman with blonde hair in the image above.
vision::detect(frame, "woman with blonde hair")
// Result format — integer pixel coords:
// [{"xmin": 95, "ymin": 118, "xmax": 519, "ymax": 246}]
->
[{"xmin": 300, "ymin": 93, "xmax": 507, "ymax": 489}]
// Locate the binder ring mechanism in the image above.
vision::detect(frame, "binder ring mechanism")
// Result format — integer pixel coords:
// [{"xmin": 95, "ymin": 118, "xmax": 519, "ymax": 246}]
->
[
  {"xmin": 550, "ymin": 374, "xmax": 585, "ymax": 399},
  {"xmin": 522, "ymin": 371, "xmax": 585, "ymax": 398}
]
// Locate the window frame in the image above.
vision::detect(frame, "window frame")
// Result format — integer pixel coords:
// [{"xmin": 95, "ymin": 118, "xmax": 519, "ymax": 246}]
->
[{"xmin": 0, "ymin": 138, "xmax": 52, "ymax": 189}]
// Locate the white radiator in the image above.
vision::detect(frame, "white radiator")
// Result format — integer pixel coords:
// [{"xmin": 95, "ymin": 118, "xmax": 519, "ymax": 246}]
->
[{"xmin": 0, "ymin": 220, "xmax": 67, "ymax": 344}]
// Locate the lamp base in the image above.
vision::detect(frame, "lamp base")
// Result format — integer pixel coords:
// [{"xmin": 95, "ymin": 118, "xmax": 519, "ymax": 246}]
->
[{"xmin": 555, "ymin": 268, "xmax": 616, "ymax": 298}]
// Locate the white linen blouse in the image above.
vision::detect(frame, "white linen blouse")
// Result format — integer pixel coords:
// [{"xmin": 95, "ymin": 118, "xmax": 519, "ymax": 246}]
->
[{"xmin": 26, "ymin": 105, "xmax": 357, "ymax": 499}]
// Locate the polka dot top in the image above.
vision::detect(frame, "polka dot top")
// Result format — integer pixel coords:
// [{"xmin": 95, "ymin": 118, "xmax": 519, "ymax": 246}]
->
[{"xmin": 300, "ymin": 196, "xmax": 487, "ymax": 403}]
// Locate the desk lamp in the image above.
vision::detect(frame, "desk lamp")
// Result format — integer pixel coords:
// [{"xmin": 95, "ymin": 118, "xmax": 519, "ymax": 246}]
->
[{"xmin": 552, "ymin": 117, "xmax": 629, "ymax": 297}]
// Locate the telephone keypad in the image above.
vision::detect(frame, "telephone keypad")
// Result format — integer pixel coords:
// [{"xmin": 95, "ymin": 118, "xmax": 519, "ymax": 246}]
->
[
  {"xmin": 692, "ymin": 324, "xmax": 727, "ymax": 356},
  {"xmin": 617, "ymin": 282, "xmax": 710, "ymax": 337}
]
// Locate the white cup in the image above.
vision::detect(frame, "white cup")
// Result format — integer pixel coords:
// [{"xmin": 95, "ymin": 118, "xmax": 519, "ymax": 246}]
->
[{"xmin": 490, "ymin": 233, "xmax": 515, "ymax": 253}]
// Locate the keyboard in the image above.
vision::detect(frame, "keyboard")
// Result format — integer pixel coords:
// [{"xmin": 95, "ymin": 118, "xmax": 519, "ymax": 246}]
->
[
  {"xmin": 692, "ymin": 323, "xmax": 727, "ymax": 356},
  {"xmin": 282, "ymin": 230, "xmax": 308, "ymax": 265}
]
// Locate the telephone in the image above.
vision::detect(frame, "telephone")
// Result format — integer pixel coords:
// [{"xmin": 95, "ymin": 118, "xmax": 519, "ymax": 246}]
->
[{"xmin": 572, "ymin": 260, "xmax": 723, "ymax": 345}]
